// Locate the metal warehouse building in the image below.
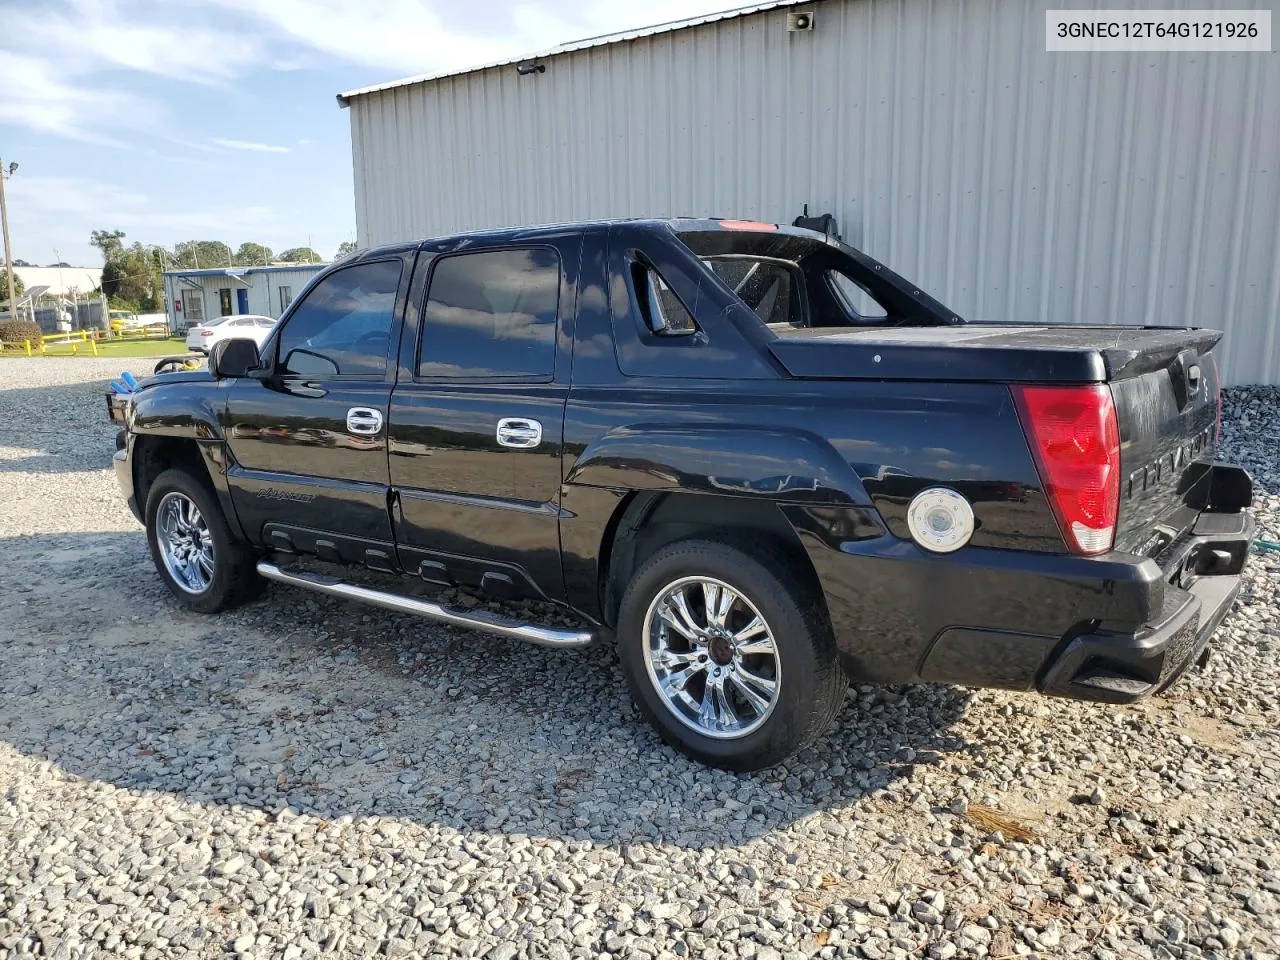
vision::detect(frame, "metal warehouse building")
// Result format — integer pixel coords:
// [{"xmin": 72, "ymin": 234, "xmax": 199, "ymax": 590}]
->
[{"xmin": 338, "ymin": 0, "xmax": 1280, "ymax": 385}]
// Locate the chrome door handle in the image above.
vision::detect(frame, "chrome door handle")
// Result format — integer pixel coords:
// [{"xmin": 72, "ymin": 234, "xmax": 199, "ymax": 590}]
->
[
  {"xmin": 346, "ymin": 407, "xmax": 384, "ymax": 435},
  {"xmin": 496, "ymin": 417, "xmax": 543, "ymax": 449}
]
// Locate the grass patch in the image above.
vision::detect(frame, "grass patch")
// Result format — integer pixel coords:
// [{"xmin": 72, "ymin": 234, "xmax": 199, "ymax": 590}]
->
[{"xmin": 37, "ymin": 337, "xmax": 193, "ymax": 359}]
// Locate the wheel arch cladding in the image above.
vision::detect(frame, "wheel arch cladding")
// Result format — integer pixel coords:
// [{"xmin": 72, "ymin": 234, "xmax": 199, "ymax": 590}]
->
[
  {"xmin": 132, "ymin": 436, "xmax": 229, "ymax": 529},
  {"xmin": 599, "ymin": 492, "xmax": 827, "ymax": 627}
]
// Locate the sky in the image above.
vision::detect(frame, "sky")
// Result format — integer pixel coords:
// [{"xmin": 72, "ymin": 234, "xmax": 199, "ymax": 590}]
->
[{"xmin": 0, "ymin": 0, "xmax": 743, "ymax": 267}]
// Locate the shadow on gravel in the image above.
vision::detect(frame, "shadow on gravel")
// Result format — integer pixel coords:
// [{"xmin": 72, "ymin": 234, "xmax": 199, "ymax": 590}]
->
[
  {"xmin": 1, "ymin": 530, "xmax": 976, "ymax": 851},
  {"xmin": 0, "ymin": 451, "xmax": 105, "ymax": 474}
]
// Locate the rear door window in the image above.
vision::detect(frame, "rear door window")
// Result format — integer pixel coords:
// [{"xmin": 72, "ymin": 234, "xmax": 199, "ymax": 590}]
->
[{"xmin": 418, "ymin": 248, "xmax": 560, "ymax": 379}]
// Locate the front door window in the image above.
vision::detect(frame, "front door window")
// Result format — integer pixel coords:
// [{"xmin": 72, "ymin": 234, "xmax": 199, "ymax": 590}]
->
[{"xmin": 275, "ymin": 260, "xmax": 402, "ymax": 378}]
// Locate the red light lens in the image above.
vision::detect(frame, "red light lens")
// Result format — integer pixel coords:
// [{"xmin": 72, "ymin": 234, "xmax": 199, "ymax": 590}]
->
[
  {"xmin": 201, "ymin": 330, "xmax": 213, "ymax": 336},
  {"xmin": 1013, "ymin": 384, "xmax": 1120, "ymax": 555}
]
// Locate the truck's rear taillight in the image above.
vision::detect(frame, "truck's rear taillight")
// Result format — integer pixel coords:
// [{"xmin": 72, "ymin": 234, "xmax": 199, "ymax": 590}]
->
[{"xmin": 1013, "ymin": 384, "xmax": 1120, "ymax": 555}]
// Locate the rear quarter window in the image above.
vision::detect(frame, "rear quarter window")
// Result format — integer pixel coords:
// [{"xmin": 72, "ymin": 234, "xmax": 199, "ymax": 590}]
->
[{"xmin": 828, "ymin": 271, "xmax": 889, "ymax": 321}]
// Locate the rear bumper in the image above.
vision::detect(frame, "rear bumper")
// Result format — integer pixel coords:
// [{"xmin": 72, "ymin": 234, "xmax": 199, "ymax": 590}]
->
[
  {"xmin": 795, "ymin": 465, "xmax": 1254, "ymax": 704},
  {"xmin": 1037, "ymin": 508, "xmax": 1253, "ymax": 702}
]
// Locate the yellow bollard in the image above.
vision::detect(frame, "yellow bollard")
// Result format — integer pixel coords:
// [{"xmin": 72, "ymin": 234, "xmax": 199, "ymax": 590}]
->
[
  {"xmin": 24, "ymin": 339, "xmax": 31, "ymax": 356},
  {"xmin": 90, "ymin": 338, "xmax": 98, "ymax": 356}
]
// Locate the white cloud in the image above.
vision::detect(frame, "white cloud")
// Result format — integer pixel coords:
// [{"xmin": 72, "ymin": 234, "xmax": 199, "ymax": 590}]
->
[
  {"xmin": 0, "ymin": 0, "xmax": 257, "ymax": 146},
  {"xmin": 0, "ymin": 0, "xmax": 756, "ymax": 146},
  {"xmin": 211, "ymin": 138, "xmax": 292, "ymax": 154},
  {"xmin": 199, "ymin": 0, "xmax": 535, "ymax": 74},
  {"xmin": 6, "ymin": 0, "xmax": 263, "ymax": 83},
  {"xmin": 196, "ymin": 0, "xmax": 747, "ymax": 77},
  {"xmin": 6, "ymin": 175, "xmax": 280, "ymax": 263},
  {"xmin": 0, "ymin": 52, "xmax": 151, "ymax": 145}
]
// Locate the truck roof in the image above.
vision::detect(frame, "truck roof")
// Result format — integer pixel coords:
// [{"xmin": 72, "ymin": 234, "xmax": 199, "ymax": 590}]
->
[{"xmin": 356, "ymin": 217, "xmax": 830, "ymax": 261}]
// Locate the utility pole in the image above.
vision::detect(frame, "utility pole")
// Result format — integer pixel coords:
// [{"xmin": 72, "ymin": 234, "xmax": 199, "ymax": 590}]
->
[{"xmin": 0, "ymin": 160, "xmax": 17, "ymax": 321}]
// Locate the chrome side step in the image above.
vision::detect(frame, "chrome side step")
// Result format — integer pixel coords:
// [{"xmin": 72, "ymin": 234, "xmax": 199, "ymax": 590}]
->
[{"xmin": 256, "ymin": 561, "xmax": 596, "ymax": 649}]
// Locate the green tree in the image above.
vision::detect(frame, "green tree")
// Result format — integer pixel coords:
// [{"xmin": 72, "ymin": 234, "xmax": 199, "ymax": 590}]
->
[
  {"xmin": 335, "ymin": 240, "xmax": 358, "ymax": 259},
  {"xmin": 234, "ymin": 242, "xmax": 274, "ymax": 266},
  {"xmin": 2, "ymin": 268, "xmax": 24, "ymax": 305},
  {"xmin": 93, "ymin": 232, "xmax": 164, "ymax": 311},
  {"xmin": 90, "ymin": 229, "xmax": 126, "ymax": 260},
  {"xmin": 279, "ymin": 246, "xmax": 322, "ymax": 264},
  {"xmin": 93, "ymin": 229, "xmax": 129, "ymax": 304},
  {"xmin": 172, "ymin": 240, "xmax": 233, "ymax": 269}
]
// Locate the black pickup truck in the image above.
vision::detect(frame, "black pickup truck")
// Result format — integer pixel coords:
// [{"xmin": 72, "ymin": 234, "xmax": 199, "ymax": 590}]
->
[{"xmin": 108, "ymin": 218, "xmax": 1254, "ymax": 770}]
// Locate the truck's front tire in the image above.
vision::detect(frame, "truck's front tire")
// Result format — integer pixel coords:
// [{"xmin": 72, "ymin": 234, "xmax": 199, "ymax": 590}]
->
[
  {"xmin": 145, "ymin": 467, "xmax": 261, "ymax": 613},
  {"xmin": 616, "ymin": 539, "xmax": 847, "ymax": 771}
]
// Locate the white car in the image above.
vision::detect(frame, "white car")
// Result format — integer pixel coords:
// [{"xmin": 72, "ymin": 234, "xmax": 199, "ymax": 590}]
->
[{"xmin": 186, "ymin": 315, "xmax": 277, "ymax": 354}]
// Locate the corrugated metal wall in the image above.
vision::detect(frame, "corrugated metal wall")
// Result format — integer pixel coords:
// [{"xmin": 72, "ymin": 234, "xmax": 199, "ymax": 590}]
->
[{"xmin": 346, "ymin": 0, "xmax": 1280, "ymax": 384}]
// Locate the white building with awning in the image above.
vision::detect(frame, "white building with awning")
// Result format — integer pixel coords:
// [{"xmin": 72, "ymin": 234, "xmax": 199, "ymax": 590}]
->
[{"xmin": 163, "ymin": 264, "xmax": 326, "ymax": 331}]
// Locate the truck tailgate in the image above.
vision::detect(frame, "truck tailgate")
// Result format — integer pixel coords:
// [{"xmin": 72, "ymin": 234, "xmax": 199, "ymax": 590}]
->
[{"xmin": 1111, "ymin": 345, "xmax": 1219, "ymax": 554}]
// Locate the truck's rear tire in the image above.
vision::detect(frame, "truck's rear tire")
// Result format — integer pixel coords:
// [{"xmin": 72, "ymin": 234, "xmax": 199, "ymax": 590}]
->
[
  {"xmin": 144, "ymin": 467, "xmax": 261, "ymax": 614},
  {"xmin": 616, "ymin": 539, "xmax": 847, "ymax": 771}
]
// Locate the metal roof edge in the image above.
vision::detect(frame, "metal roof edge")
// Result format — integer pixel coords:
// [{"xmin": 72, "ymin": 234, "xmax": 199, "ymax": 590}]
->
[
  {"xmin": 163, "ymin": 264, "xmax": 328, "ymax": 277},
  {"xmin": 336, "ymin": 0, "xmax": 813, "ymax": 106}
]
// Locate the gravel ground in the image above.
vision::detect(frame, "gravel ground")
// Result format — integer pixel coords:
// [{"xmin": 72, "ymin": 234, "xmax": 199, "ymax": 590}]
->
[{"xmin": 1, "ymin": 357, "xmax": 1277, "ymax": 960}]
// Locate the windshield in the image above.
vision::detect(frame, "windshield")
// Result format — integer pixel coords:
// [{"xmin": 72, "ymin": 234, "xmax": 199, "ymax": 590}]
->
[{"xmin": 204, "ymin": 317, "xmax": 231, "ymax": 327}]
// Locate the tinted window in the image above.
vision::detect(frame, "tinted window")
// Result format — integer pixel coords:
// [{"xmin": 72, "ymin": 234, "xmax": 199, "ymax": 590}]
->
[
  {"xmin": 634, "ymin": 263, "xmax": 697, "ymax": 336},
  {"xmin": 419, "ymin": 248, "xmax": 560, "ymax": 379},
  {"xmin": 278, "ymin": 260, "xmax": 402, "ymax": 377},
  {"xmin": 829, "ymin": 271, "xmax": 889, "ymax": 320}
]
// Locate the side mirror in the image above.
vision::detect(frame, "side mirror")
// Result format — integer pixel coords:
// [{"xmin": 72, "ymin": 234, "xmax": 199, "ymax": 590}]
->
[{"xmin": 211, "ymin": 338, "xmax": 260, "ymax": 378}]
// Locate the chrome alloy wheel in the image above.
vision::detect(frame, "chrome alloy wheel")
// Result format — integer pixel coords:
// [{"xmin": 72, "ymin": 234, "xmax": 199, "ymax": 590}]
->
[
  {"xmin": 642, "ymin": 576, "xmax": 781, "ymax": 739},
  {"xmin": 155, "ymin": 492, "xmax": 215, "ymax": 594}
]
